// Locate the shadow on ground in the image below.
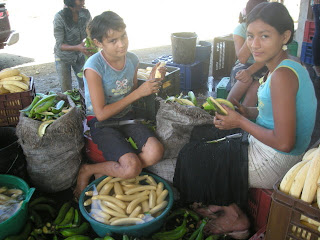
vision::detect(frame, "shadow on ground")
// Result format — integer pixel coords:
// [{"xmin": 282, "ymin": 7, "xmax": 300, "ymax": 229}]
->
[{"xmin": 0, "ymin": 53, "xmax": 34, "ymax": 69}]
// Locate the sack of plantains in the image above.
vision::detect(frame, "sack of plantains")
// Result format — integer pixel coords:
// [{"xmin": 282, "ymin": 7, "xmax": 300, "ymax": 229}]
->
[{"xmin": 16, "ymin": 90, "xmax": 84, "ymax": 193}]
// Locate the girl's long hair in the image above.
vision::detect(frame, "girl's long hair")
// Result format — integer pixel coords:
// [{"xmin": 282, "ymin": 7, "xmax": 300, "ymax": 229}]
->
[{"xmin": 62, "ymin": 0, "xmax": 76, "ymax": 27}]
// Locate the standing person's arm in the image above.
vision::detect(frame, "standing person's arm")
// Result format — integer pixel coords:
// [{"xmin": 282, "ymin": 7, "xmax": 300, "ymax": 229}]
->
[
  {"xmin": 234, "ymin": 35, "xmax": 251, "ymax": 64},
  {"xmin": 60, "ymin": 42, "xmax": 90, "ymax": 55}
]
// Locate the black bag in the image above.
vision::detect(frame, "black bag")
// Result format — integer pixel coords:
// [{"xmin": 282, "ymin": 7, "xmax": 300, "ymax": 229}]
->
[{"xmin": 173, "ymin": 124, "xmax": 249, "ymax": 208}]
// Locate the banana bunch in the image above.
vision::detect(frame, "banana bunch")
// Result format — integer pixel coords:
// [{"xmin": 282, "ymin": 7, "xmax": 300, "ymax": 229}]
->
[
  {"xmin": 203, "ymin": 97, "xmax": 235, "ymax": 116},
  {"xmin": 16, "ymin": 197, "xmax": 90, "ymax": 239},
  {"xmin": 5, "ymin": 196, "xmax": 57, "ymax": 240},
  {"xmin": 279, "ymin": 145, "xmax": 320, "ymax": 231},
  {"xmin": 77, "ymin": 37, "xmax": 99, "ymax": 78},
  {"xmin": 52, "ymin": 202, "xmax": 90, "ymax": 238},
  {"xmin": 165, "ymin": 91, "xmax": 198, "ymax": 107},
  {"xmin": 0, "ymin": 68, "xmax": 30, "ymax": 94}
]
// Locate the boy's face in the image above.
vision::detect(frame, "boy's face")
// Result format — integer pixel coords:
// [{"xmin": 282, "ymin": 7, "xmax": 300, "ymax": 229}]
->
[{"xmin": 98, "ymin": 28, "xmax": 128, "ymax": 60}]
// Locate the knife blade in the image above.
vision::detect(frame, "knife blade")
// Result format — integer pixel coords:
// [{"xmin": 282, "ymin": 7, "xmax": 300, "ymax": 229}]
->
[
  {"xmin": 206, "ymin": 133, "xmax": 243, "ymax": 143},
  {"xmin": 95, "ymin": 119, "xmax": 145, "ymax": 128}
]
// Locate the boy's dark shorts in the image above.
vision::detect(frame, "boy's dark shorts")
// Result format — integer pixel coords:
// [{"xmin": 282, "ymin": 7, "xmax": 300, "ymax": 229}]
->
[{"xmin": 88, "ymin": 115, "xmax": 156, "ymax": 162}]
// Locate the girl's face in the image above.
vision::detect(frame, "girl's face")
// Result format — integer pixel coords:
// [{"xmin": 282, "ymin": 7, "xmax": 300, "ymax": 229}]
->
[
  {"xmin": 73, "ymin": 0, "xmax": 85, "ymax": 10},
  {"xmin": 97, "ymin": 28, "xmax": 128, "ymax": 61},
  {"xmin": 246, "ymin": 19, "xmax": 290, "ymax": 64}
]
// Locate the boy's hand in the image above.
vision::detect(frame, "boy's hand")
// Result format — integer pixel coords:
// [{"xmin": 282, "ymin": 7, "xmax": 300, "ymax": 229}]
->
[
  {"xmin": 148, "ymin": 62, "xmax": 166, "ymax": 81},
  {"xmin": 136, "ymin": 79, "xmax": 162, "ymax": 97}
]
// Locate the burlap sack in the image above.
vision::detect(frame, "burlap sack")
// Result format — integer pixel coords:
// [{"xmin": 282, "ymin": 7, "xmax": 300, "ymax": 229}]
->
[
  {"xmin": 155, "ymin": 98, "xmax": 214, "ymax": 159},
  {"xmin": 16, "ymin": 95, "xmax": 84, "ymax": 192}
]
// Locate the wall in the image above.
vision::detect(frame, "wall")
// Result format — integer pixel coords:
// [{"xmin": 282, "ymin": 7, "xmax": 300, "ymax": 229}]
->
[{"xmin": 296, "ymin": 0, "xmax": 311, "ymax": 57}]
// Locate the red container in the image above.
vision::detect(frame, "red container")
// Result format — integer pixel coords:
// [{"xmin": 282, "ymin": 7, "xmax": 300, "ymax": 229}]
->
[
  {"xmin": 303, "ymin": 20, "xmax": 315, "ymax": 43},
  {"xmin": 84, "ymin": 116, "xmax": 105, "ymax": 163},
  {"xmin": 0, "ymin": 77, "xmax": 35, "ymax": 126},
  {"xmin": 247, "ymin": 188, "xmax": 273, "ymax": 232},
  {"xmin": 84, "ymin": 134, "xmax": 105, "ymax": 163}
]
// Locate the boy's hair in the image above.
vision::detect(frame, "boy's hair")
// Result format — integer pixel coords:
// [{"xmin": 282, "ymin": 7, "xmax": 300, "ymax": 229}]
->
[
  {"xmin": 87, "ymin": 11, "xmax": 126, "ymax": 43},
  {"xmin": 246, "ymin": 2, "xmax": 294, "ymax": 44}
]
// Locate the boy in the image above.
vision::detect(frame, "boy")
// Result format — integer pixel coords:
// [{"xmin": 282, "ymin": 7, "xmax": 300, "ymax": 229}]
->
[{"xmin": 74, "ymin": 11, "xmax": 165, "ymax": 197}]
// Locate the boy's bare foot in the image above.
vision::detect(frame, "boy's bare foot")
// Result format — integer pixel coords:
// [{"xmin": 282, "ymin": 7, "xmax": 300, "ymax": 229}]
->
[{"xmin": 73, "ymin": 164, "xmax": 92, "ymax": 199}]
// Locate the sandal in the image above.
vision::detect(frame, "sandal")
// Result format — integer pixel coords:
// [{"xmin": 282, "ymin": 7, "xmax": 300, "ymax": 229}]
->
[
  {"xmin": 191, "ymin": 202, "xmax": 223, "ymax": 219},
  {"xmin": 203, "ymin": 204, "xmax": 250, "ymax": 240}
]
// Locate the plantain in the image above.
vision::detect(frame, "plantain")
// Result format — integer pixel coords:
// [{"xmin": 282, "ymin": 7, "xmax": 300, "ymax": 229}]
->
[
  {"xmin": 59, "ymin": 222, "xmax": 90, "ymax": 237},
  {"xmin": 215, "ymin": 98, "xmax": 235, "ymax": 110},
  {"xmin": 54, "ymin": 201, "xmax": 72, "ymax": 225},
  {"xmin": 58, "ymin": 206, "xmax": 75, "ymax": 226},
  {"xmin": 188, "ymin": 91, "xmax": 198, "ymax": 106},
  {"xmin": 0, "ymin": 68, "xmax": 20, "ymax": 79},
  {"xmin": 2, "ymin": 83, "xmax": 24, "ymax": 93}
]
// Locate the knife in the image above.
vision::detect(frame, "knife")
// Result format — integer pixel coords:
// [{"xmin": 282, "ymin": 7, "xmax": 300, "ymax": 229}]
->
[
  {"xmin": 95, "ymin": 119, "xmax": 145, "ymax": 128},
  {"xmin": 206, "ymin": 133, "xmax": 243, "ymax": 143}
]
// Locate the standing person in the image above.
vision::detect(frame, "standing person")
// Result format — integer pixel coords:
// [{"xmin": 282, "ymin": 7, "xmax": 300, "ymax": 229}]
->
[
  {"xmin": 312, "ymin": 0, "xmax": 320, "ymax": 77},
  {"xmin": 54, "ymin": 0, "xmax": 92, "ymax": 92},
  {"xmin": 227, "ymin": 0, "xmax": 268, "ymax": 107},
  {"xmin": 73, "ymin": 11, "xmax": 165, "ymax": 197},
  {"xmin": 174, "ymin": 2, "xmax": 317, "ymax": 238}
]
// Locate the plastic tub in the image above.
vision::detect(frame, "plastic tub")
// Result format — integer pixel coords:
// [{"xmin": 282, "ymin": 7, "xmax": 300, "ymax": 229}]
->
[
  {"xmin": 79, "ymin": 172, "xmax": 174, "ymax": 238},
  {"xmin": 171, "ymin": 32, "xmax": 197, "ymax": 64},
  {"xmin": 0, "ymin": 174, "xmax": 35, "ymax": 240}
]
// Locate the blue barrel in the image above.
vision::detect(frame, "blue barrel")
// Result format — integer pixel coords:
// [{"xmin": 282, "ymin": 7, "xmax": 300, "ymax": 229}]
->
[{"xmin": 196, "ymin": 41, "xmax": 212, "ymax": 83}]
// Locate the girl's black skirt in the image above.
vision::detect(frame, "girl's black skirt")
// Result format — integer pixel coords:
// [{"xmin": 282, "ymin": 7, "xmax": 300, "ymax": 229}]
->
[{"xmin": 173, "ymin": 125, "xmax": 249, "ymax": 208}]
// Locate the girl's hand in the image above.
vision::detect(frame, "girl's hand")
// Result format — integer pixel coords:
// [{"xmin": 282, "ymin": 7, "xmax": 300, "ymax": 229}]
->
[
  {"xmin": 235, "ymin": 69, "xmax": 253, "ymax": 83},
  {"xmin": 78, "ymin": 42, "xmax": 94, "ymax": 56},
  {"xmin": 213, "ymin": 105, "xmax": 243, "ymax": 130},
  {"xmin": 232, "ymin": 99, "xmax": 250, "ymax": 118},
  {"xmin": 136, "ymin": 79, "xmax": 162, "ymax": 97}
]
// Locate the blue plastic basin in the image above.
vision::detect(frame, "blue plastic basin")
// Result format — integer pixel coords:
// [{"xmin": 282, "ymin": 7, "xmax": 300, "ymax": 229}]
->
[{"xmin": 79, "ymin": 172, "xmax": 174, "ymax": 238}]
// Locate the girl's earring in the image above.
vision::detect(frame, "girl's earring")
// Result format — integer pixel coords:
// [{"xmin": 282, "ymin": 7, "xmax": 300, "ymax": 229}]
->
[{"xmin": 282, "ymin": 45, "xmax": 288, "ymax": 51}]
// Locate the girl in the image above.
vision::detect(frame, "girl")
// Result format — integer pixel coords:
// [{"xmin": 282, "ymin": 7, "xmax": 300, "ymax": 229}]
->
[
  {"xmin": 54, "ymin": 0, "xmax": 93, "ymax": 92},
  {"xmin": 176, "ymin": 2, "xmax": 317, "ymax": 238},
  {"xmin": 73, "ymin": 11, "xmax": 165, "ymax": 197}
]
